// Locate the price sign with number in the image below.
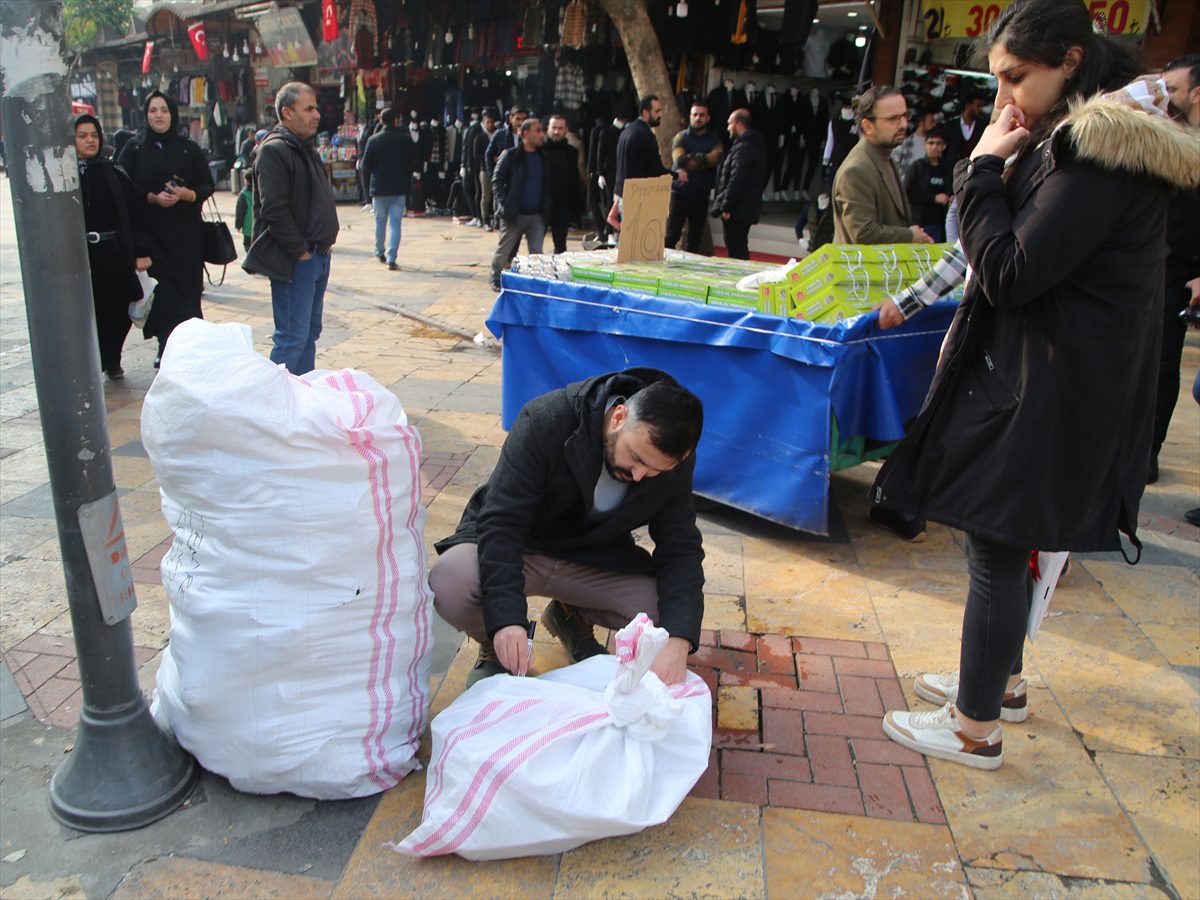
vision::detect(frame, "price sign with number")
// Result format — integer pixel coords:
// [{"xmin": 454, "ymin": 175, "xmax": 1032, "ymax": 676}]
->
[{"xmin": 921, "ymin": 0, "xmax": 1147, "ymax": 39}]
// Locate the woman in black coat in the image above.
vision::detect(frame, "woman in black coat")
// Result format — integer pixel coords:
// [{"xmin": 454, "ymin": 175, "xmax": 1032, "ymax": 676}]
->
[
  {"xmin": 74, "ymin": 114, "xmax": 151, "ymax": 379},
  {"xmin": 117, "ymin": 91, "xmax": 214, "ymax": 365},
  {"xmin": 873, "ymin": 0, "xmax": 1200, "ymax": 770}
]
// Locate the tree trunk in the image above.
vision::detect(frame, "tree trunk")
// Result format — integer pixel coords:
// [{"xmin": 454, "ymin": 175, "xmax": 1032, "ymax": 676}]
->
[{"xmin": 597, "ymin": 0, "xmax": 682, "ymax": 166}]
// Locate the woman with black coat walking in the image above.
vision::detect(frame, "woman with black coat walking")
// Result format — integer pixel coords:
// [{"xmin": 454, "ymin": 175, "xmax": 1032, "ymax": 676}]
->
[
  {"xmin": 873, "ymin": 0, "xmax": 1200, "ymax": 770},
  {"xmin": 117, "ymin": 91, "xmax": 214, "ymax": 365},
  {"xmin": 74, "ymin": 114, "xmax": 151, "ymax": 379}
]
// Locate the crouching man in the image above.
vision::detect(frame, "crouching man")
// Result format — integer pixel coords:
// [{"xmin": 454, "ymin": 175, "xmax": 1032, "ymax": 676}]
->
[{"xmin": 430, "ymin": 368, "xmax": 706, "ymax": 688}]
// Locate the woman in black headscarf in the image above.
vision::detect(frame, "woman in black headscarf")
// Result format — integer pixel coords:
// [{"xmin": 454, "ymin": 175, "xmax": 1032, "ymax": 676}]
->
[
  {"xmin": 117, "ymin": 91, "xmax": 213, "ymax": 365},
  {"xmin": 74, "ymin": 114, "xmax": 151, "ymax": 379}
]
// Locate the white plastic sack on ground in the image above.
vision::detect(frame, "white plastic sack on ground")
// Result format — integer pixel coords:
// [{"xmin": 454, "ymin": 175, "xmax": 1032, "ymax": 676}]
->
[
  {"xmin": 142, "ymin": 319, "xmax": 432, "ymax": 799},
  {"xmin": 394, "ymin": 613, "xmax": 712, "ymax": 860}
]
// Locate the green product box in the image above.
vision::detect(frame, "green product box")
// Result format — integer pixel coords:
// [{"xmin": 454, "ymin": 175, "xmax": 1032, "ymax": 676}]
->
[
  {"xmin": 570, "ymin": 264, "xmax": 615, "ymax": 285},
  {"xmin": 790, "ymin": 290, "xmax": 842, "ymax": 322},
  {"xmin": 657, "ymin": 277, "xmax": 709, "ymax": 302},
  {"xmin": 789, "ymin": 243, "xmax": 955, "ymax": 283},
  {"xmin": 707, "ymin": 284, "xmax": 767, "ymax": 312},
  {"xmin": 612, "ymin": 271, "xmax": 661, "ymax": 295},
  {"xmin": 756, "ymin": 282, "xmax": 791, "ymax": 317}
]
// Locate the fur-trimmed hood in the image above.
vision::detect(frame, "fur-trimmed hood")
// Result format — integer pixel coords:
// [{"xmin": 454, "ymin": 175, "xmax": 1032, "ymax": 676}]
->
[{"xmin": 1063, "ymin": 94, "xmax": 1200, "ymax": 190}]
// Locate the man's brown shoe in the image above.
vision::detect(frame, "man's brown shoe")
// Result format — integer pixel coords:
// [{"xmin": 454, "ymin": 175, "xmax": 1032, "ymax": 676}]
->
[
  {"xmin": 464, "ymin": 640, "xmax": 506, "ymax": 688},
  {"xmin": 541, "ymin": 601, "xmax": 607, "ymax": 662}
]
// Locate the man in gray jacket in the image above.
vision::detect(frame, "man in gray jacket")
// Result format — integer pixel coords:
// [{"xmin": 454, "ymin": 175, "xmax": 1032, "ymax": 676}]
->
[{"xmin": 244, "ymin": 82, "xmax": 339, "ymax": 374}]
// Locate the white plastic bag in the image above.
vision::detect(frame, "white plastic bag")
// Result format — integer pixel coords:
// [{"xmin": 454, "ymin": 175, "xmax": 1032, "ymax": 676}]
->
[
  {"xmin": 1027, "ymin": 550, "xmax": 1070, "ymax": 642},
  {"xmin": 142, "ymin": 320, "xmax": 433, "ymax": 799},
  {"xmin": 735, "ymin": 257, "xmax": 798, "ymax": 293},
  {"xmin": 394, "ymin": 613, "xmax": 712, "ymax": 860},
  {"xmin": 128, "ymin": 270, "xmax": 156, "ymax": 327}
]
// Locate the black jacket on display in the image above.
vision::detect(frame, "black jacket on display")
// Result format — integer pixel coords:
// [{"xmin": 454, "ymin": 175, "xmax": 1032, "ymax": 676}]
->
[
  {"xmin": 360, "ymin": 125, "xmax": 414, "ymax": 197},
  {"xmin": 492, "ymin": 145, "xmax": 553, "ymax": 222},
  {"xmin": 711, "ymin": 128, "xmax": 767, "ymax": 224},
  {"xmin": 589, "ymin": 122, "xmax": 622, "ymax": 182},
  {"xmin": 871, "ymin": 97, "xmax": 1200, "ymax": 553},
  {"xmin": 435, "ymin": 368, "xmax": 705, "ymax": 649}
]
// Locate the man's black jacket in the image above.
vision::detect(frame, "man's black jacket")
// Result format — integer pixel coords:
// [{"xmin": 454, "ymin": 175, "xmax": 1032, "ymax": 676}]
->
[
  {"xmin": 544, "ymin": 138, "xmax": 582, "ymax": 218},
  {"xmin": 435, "ymin": 368, "xmax": 706, "ymax": 649},
  {"xmin": 492, "ymin": 145, "xmax": 553, "ymax": 222},
  {"xmin": 615, "ymin": 118, "xmax": 673, "ymax": 195},
  {"xmin": 360, "ymin": 125, "xmax": 414, "ymax": 197}
]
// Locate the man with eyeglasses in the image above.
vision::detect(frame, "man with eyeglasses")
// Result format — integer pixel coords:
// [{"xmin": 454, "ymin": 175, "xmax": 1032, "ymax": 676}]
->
[{"xmin": 832, "ymin": 85, "xmax": 933, "ymax": 245}]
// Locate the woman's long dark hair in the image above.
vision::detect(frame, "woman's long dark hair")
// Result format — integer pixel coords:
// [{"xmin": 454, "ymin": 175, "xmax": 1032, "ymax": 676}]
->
[{"xmin": 981, "ymin": 0, "xmax": 1143, "ymax": 146}]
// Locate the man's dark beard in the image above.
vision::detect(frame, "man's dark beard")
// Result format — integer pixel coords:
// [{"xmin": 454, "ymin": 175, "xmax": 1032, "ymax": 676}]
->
[
  {"xmin": 649, "ymin": 115, "xmax": 662, "ymax": 127},
  {"xmin": 603, "ymin": 431, "xmax": 633, "ymax": 481},
  {"xmin": 1167, "ymin": 101, "xmax": 1188, "ymax": 123}
]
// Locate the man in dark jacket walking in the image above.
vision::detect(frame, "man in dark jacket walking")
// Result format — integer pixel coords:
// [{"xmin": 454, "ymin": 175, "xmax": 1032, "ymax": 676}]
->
[
  {"xmin": 244, "ymin": 82, "xmax": 338, "ymax": 375},
  {"xmin": 360, "ymin": 107, "xmax": 413, "ymax": 271},
  {"xmin": 468, "ymin": 109, "xmax": 498, "ymax": 230},
  {"xmin": 429, "ymin": 368, "xmax": 706, "ymax": 687},
  {"xmin": 665, "ymin": 102, "xmax": 724, "ymax": 253},
  {"xmin": 544, "ymin": 114, "xmax": 583, "ymax": 254},
  {"xmin": 490, "ymin": 118, "xmax": 551, "ymax": 291},
  {"xmin": 711, "ymin": 109, "xmax": 767, "ymax": 260},
  {"xmin": 484, "ymin": 107, "xmax": 528, "ymax": 183}
]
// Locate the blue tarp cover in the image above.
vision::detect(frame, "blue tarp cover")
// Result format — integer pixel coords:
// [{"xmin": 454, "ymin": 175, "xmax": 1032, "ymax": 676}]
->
[{"xmin": 487, "ymin": 274, "xmax": 956, "ymax": 533}]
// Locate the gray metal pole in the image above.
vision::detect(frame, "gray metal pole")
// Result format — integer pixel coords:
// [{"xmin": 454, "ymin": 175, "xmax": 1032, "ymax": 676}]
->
[{"xmin": 0, "ymin": 0, "xmax": 195, "ymax": 831}]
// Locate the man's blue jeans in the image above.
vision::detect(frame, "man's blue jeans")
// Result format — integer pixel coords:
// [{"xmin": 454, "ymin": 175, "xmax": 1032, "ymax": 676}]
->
[
  {"xmin": 373, "ymin": 195, "xmax": 406, "ymax": 264},
  {"xmin": 270, "ymin": 251, "xmax": 330, "ymax": 375}
]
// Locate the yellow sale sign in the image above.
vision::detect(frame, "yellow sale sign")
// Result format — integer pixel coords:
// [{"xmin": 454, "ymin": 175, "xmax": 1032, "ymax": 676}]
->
[{"xmin": 920, "ymin": 0, "xmax": 1149, "ymax": 39}]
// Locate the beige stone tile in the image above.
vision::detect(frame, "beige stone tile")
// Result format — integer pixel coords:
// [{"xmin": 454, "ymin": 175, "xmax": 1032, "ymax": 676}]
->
[
  {"xmin": 745, "ymin": 593, "xmax": 883, "ymax": 642},
  {"xmin": 1093, "ymin": 752, "xmax": 1199, "ymax": 900},
  {"xmin": 1034, "ymin": 612, "xmax": 1198, "ymax": 758},
  {"xmin": 1082, "ymin": 559, "xmax": 1200, "ymax": 667},
  {"xmin": 865, "ymin": 568, "xmax": 966, "ymax": 694},
  {"xmin": 112, "ymin": 856, "xmax": 334, "ymax": 899},
  {"xmin": 0, "ymin": 445, "xmax": 48, "ymax": 482},
  {"xmin": 0, "ymin": 557, "xmax": 68, "ymax": 649},
  {"xmin": 763, "ymin": 808, "xmax": 968, "ymax": 899},
  {"xmin": 555, "ymin": 798, "xmax": 763, "ymax": 899},
  {"xmin": 110, "ymin": 453, "xmax": 157, "ymax": 490},
  {"xmin": 1043, "ymin": 561, "xmax": 1123, "ymax": 618},
  {"xmin": 852, "ymin": 522, "xmax": 968, "ymax": 573},
  {"xmin": 0, "ymin": 478, "xmax": 40, "ymax": 504},
  {"xmin": 130, "ymin": 581, "xmax": 172, "ymax": 650},
  {"xmin": 332, "ymin": 774, "xmax": 558, "ymax": 900},
  {"xmin": 741, "ymin": 533, "xmax": 859, "ymax": 592},
  {"xmin": 114, "ymin": 490, "xmax": 173, "ymax": 561},
  {"xmin": 1, "ymin": 875, "xmax": 87, "ymax": 899},
  {"xmin": 426, "ymin": 638, "xmax": 474, "ymax": 724},
  {"xmin": 702, "ymin": 593, "xmax": 747, "ymax": 632},
  {"xmin": 965, "ymin": 867, "xmax": 1169, "ymax": 898},
  {"xmin": 0, "ymin": 516, "xmax": 58, "ymax": 562},
  {"xmin": 702, "ymin": 532, "xmax": 744, "ymax": 595},
  {"xmin": 932, "ymin": 688, "xmax": 1153, "ymax": 884},
  {"xmin": 0, "ymin": 421, "xmax": 46, "ymax": 451}
]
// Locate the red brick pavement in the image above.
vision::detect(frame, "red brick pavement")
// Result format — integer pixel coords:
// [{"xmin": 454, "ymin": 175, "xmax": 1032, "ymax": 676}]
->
[
  {"xmin": 5, "ymin": 452, "xmax": 473, "ymax": 729},
  {"xmin": 688, "ymin": 629, "xmax": 946, "ymax": 825}
]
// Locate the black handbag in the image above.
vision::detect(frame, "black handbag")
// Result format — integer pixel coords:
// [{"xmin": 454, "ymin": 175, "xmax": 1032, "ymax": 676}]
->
[{"xmin": 201, "ymin": 197, "xmax": 237, "ymax": 285}]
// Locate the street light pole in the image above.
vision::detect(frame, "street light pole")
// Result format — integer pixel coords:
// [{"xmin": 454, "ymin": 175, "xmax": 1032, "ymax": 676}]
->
[{"xmin": 0, "ymin": 0, "xmax": 196, "ymax": 831}]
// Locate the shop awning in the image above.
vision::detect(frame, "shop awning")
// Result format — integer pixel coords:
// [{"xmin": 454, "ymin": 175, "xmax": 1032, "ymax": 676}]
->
[{"xmin": 144, "ymin": 0, "xmax": 265, "ymax": 36}]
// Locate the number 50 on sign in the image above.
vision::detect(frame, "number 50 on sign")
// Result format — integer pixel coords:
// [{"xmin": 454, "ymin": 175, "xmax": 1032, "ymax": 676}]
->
[{"xmin": 921, "ymin": 0, "xmax": 1149, "ymax": 39}]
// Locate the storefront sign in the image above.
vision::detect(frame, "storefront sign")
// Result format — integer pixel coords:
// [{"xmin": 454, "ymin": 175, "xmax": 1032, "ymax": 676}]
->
[
  {"xmin": 257, "ymin": 7, "xmax": 319, "ymax": 68},
  {"xmin": 142, "ymin": 39, "xmax": 154, "ymax": 74},
  {"xmin": 920, "ymin": 0, "xmax": 1149, "ymax": 39},
  {"xmin": 187, "ymin": 21, "xmax": 209, "ymax": 61}
]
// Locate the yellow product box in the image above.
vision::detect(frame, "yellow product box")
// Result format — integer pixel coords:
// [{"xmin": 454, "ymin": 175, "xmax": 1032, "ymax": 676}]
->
[
  {"xmin": 657, "ymin": 277, "xmax": 709, "ymax": 302},
  {"xmin": 755, "ymin": 282, "xmax": 792, "ymax": 317},
  {"xmin": 790, "ymin": 290, "xmax": 842, "ymax": 322},
  {"xmin": 569, "ymin": 264, "xmax": 615, "ymax": 285},
  {"xmin": 789, "ymin": 243, "xmax": 955, "ymax": 283},
  {"xmin": 707, "ymin": 284, "xmax": 768, "ymax": 312}
]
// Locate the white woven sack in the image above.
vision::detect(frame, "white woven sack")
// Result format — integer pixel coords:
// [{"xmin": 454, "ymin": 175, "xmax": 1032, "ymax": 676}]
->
[
  {"xmin": 142, "ymin": 320, "xmax": 432, "ymax": 798},
  {"xmin": 394, "ymin": 614, "xmax": 712, "ymax": 860}
]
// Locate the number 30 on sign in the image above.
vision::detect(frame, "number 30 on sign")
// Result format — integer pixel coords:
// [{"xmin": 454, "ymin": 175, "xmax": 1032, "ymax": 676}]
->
[{"xmin": 922, "ymin": 0, "xmax": 1147, "ymax": 39}]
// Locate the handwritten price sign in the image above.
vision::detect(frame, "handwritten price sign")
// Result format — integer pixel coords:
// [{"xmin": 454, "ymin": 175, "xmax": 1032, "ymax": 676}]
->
[{"xmin": 921, "ymin": 0, "xmax": 1148, "ymax": 39}]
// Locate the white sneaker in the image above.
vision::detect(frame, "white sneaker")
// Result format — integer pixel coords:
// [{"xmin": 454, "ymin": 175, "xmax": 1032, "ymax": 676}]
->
[
  {"xmin": 914, "ymin": 671, "xmax": 1029, "ymax": 723},
  {"xmin": 883, "ymin": 703, "xmax": 1004, "ymax": 770}
]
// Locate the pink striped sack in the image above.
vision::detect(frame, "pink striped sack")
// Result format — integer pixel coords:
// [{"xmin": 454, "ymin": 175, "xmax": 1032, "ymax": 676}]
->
[
  {"xmin": 394, "ymin": 613, "xmax": 712, "ymax": 860},
  {"xmin": 142, "ymin": 320, "xmax": 432, "ymax": 799}
]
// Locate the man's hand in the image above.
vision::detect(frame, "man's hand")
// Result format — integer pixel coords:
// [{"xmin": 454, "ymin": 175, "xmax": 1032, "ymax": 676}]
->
[
  {"xmin": 721, "ymin": 210, "xmax": 731, "ymax": 220},
  {"xmin": 1186, "ymin": 276, "xmax": 1200, "ymax": 308},
  {"xmin": 649, "ymin": 636, "xmax": 691, "ymax": 686},
  {"xmin": 909, "ymin": 225, "xmax": 933, "ymax": 244},
  {"xmin": 934, "ymin": 192, "xmax": 950, "ymax": 205},
  {"xmin": 135, "ymin": 256, "xmax": 152, "ymax": 272},
  {"xmin": 299, "ymin": 251, "xmax": 313, "ymax": 260},
  {"xmin": 493, "ymin": 624, "xmax": 532, "ymax": 676},
  {"xmin": 597, "ymin": 175, "xmax": 607, "ymax": 190},
  {"xmin": 150, "ymin": 190, "xmax": 178, "ymax": 207},
  {"xmin": 677, "ymin": 169, "xmax": 689, "ymax": 184},
  {"xmin": 877, "ymin": 298, "xmax": 904, "ymax": 330}
]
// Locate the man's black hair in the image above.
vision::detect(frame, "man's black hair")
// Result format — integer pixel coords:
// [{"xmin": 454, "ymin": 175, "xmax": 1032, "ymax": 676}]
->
[
  {"xmin": 639, "ymin": 94, "xmax": 660, "ymax": 113},
  {"xmin": 1164, "ymin": 53, "xmax": 1200, "ymax": 90},
  {"xmin": 381, "ymin": 107, "xmax": 396, "ymax": 127},
  {"xmin": 924, "ymin": 125, "xmax": 948, "ymax": 142},
  {"xmin": 625, "ymin": 382, "xmax": 704, "ymax": 460},
  {"xmin": 510, "ymin": 106, "xmax": 530, "ymax": 119}
]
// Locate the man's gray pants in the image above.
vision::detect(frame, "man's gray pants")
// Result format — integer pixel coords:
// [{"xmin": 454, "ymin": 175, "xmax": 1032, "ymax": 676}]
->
[
  {"xmin": 429, "ymin": 542, "xmax": 659, "ymax": 644},
  {"xmin": 490, "ymin": 213, "xmax": 545, "ymax": 287}
]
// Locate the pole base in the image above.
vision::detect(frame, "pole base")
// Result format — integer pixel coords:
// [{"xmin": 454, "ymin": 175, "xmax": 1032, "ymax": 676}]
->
[{"xmin": 49, "ymin": 695, "xmax": 197, "ymax": 833}]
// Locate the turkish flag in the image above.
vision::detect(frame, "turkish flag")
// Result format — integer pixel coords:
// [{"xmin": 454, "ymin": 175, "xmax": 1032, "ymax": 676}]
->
[
  {"xmin": 142, "ymin": 40, "xmax": 154, "ymax": 74},
  {"xmin": 187, "ymin": 21, "xmax": 209, "ymax": 60},
  {"xmin": 322, "ymin": 0, "xmax": 338, "ymax": 42}
]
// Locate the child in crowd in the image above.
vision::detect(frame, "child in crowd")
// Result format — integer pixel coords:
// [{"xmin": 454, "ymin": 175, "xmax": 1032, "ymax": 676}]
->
[
  {"xmin": 904, "ymin": 128, "xmax": 951, "ymax": 243},
  {"xmin": 234, "ymin": 171, "xmax": 254, "ymax": 251}
]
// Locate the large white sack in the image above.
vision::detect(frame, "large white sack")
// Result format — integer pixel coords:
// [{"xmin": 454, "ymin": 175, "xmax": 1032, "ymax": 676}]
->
[
  {"xmin": 142, "ymin": 319, "xmax": 432, "ymax": 799},
  {"xmin": 394, "ymin": 614, "xmax": 712, "ymax": 860}
]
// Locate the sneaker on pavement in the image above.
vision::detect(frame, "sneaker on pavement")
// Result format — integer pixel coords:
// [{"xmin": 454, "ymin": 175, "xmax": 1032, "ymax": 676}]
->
[
  {"xmin": 869, "ymin": 506, "xmax": 927, "ymax": 542},
  {"xmin": 1185, "ymin": 507, "xmax": 1200, "ymax": 527},
  {"xmin": 541, "ymin": 600, "xmax": 607, "ymax": 663},
  {"xmin": 464, "ymin": 640, "xmax": 506, "ymax": 688},
  {"xmin": 883, "ymin": 703, "xmax": 1003, "ymax": 770},
  {"xmin": 376, "ymin": 253, "xmax": 386, "ymax": 263},
  {"xmin": 914, "ymin": 670, "xmax": 1028, "ymax": 722}
]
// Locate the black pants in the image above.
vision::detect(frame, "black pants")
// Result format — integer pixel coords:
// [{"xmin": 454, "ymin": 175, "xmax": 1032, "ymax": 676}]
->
[
  {"xmin": 722, "ymin": 218, "xmax": 751, "ymax": 260},
  {"xmin": 1152, "ymin": 279, "xmax": 1191, "ymax": 457},
  {"xmin": 664, "ymin": 194, "xmax": 709, "ymax": 253},
  {"xmin": 957, "ymin": 533, "xmax": 1031, "ymax": 721},
  {"xmin": 588, "ymin": 175, "xmax": 613, "ymax": 240},
  {"xmin": 550, "ymin": 208, "xmax": 571, "ymax": 254}
]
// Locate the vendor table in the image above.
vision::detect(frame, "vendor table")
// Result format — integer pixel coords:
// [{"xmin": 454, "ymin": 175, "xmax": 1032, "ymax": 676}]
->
[{"xmin": 487, "ymin": 273, "xmax": 958, "ymax": 535}]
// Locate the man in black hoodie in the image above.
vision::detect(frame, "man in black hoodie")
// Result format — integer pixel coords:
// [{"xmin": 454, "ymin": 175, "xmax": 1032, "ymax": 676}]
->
[
  {"xmin": 710, "ymin": 109, "xmax": 767, "ymax": 259},
  {"xmin": 244, "ymin": 82, "xmax": 339, "ymax": 375},
  {"xmin": 430, "ymin": 369, "xmax": 706, "ymax": 688}
]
